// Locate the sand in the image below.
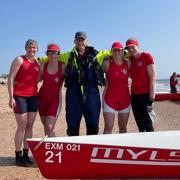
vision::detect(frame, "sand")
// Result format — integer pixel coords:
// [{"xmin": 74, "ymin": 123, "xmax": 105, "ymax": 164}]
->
[{"xmin": 0, "ymin": 82, "xmax": 180, "ymax": 180}]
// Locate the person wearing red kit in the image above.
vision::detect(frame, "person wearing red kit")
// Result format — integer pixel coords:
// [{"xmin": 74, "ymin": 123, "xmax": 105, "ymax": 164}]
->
[
  {"xmin": 125, "ymin": 38, "xmax": 156, "ymax": 132},
  {"xmin": 170, "ymin": 72, "xmax": 178, "ymax": 93},
  {"xmin": 8, "ymin": 39, "xmax": 39, "ymax": 166},
  {"xmin": 102, "ymin": 42, "xmax": 131, "ymax": 134},
  {"xmin": 38, "ymin": 44, "xmax": 65, "ymax": 137}
]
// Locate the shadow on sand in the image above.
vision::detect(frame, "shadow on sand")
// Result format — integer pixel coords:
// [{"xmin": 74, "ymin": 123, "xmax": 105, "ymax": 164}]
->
[
  {"xmin": 0, "ymin": 156, "xmax": 37, "ymax": 168},
  {"xmin": 172, "ymin": 101, "xmax": 180, "ymax": 105}
]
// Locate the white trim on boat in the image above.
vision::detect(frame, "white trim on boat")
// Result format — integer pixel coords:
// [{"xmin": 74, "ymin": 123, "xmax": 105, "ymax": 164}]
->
[
  {"xmin": 27, "ymin": 131, "xmax": 180, "ymax": 150},
  {"xmin": 90, "ymin": 159, "xmax": 180, "ymax": 166}
]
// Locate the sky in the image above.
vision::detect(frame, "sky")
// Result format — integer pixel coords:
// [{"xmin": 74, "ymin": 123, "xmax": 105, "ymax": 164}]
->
[{"xmin": 0, "ymin": 0, "xmax": 180, "ymax": 79}]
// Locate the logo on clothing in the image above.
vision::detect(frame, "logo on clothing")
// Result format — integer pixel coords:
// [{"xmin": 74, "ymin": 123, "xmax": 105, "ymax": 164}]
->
[
  {"xmin": 137, "ymin": 61, "xmax": 143, "ymax": 66},
  {"xmin": 54, "ymin": 77, "xmax": 59, "ymax": 83},
  {"xmin": 34, "ymin": 67, "xmax": 39, "ymax": 72},
  {"xmin": 121, "ymin": 68, "xmax": 127, "ymax": 75}
]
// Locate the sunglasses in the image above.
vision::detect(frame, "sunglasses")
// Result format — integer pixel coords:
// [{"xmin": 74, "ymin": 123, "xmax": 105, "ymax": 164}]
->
[
  {"xmin": 47, "ymin": 51, "xmax": 60, "ymax": 55},
  {"xmin": 126, "ymin": 46, "xmax": 136, "ymax": 51},
  {"xmin": 112, "ymin": 49, "xmax": 123, "ymax": 52}
]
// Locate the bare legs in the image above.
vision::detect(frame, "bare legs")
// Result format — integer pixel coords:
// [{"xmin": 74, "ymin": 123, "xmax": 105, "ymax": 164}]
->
[
  {"xmin": 14, "ymin": 112, "xmax": 37, "ymax": 151},
  {"xmin": 103, "ymin": 112, "xmax": 129, "ymax": 134},
  {"xmin": 14, "ymin": 112, "xmax": 37, "ymax": 166},
  {"xmin": 118, "ymin": 113, "xmax": 129, "ymax": 133},
  {"xmin": 40, "ymin": 116, "xmax": 57, "ymax": 137}
]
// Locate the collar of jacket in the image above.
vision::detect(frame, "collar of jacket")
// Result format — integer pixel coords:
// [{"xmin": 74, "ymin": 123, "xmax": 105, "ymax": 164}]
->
[{"xmin": 71, "ymin": 46, "xmax": 95, "ymax": 56}]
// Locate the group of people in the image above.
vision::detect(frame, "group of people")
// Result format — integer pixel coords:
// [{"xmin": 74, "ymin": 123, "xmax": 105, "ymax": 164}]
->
[
  {"xmin": 170, "ymin": 72, "xmax": 179, "ymax": 93},
  {"xmin": 8, "ymin": 31, "xmax": 156, "ymax": 166}
]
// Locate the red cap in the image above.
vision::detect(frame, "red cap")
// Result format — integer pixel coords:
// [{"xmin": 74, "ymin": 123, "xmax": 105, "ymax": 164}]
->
[
  {"xmin": 125, "ymin": 39, "xmax": 139, "ymax": 48},
  {"xmin": 111, "ymin": 42, "xmax": 123, "ymax": 50},
  {"xmin": 47, "ymin": 44, "xmax": 60, "ymax": 52}
]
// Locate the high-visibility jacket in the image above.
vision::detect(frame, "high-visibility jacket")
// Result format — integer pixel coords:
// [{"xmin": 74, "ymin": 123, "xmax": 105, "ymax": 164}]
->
[{"xmin": 39, "ymin": 47, "xmax": 111, "ymax": 97}]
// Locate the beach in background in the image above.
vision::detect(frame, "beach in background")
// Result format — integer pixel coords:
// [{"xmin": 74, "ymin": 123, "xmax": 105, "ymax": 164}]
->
[
  {"xmin": 0, "ymin": 80, "xmax": 180, "ymax": 179},
  {"xmin": 156, "ymin": 79, "xmax": 180, "ymax": 92}
]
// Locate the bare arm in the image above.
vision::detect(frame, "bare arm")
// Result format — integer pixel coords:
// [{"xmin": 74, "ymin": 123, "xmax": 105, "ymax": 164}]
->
[
  {"xmin": 8, "ymin": 57, "xmax": 23, "ymax": 108},
  {"xmin": 102, "ymin": 60, "xmax": 110, "ymax": 73},
  {"xmin": 147, "ymin": 64, "xmax": 156, "ymax": 100},
  {"xmin": 61, "ymin": 63, "xmax": 66, "ymax": 77},
  {"xmin": 37, "ymin": 63, "xmax": 44, "ymax": 83}
]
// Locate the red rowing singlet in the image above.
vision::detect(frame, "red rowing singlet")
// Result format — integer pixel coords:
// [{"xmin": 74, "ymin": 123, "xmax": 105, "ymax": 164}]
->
[
  {"xmin": 38, "ymin": 63, "xmax": 64, "ymax": 117},
  {"xmin": 38, "ymin": 63, "xmax": 64, "ymax": 98},
  {"xmin": 14, "ymin": 56, "xmax": 39, "ymax": 97},
  {"xmin": 104, "ymin": 59, "xmax": 130, "ymax": 110}
]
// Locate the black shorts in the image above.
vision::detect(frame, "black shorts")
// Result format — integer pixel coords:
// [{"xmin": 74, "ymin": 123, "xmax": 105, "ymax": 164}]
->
[{"xmin": 13, "ymin": 96, "xmax": 38, "ymax": 114}]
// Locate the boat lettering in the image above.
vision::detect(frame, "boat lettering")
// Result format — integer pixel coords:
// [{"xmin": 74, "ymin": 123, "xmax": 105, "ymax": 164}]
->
[
  {"xmin": 45, "ymin": 151, "xmax": 62, "ymax": 163},
  {"xmin": 66, "ymin": 144, "xmax": 80, "ymax": 151},
  {"xmin": 169, "ymin": 151, "xmax": 180, "ymax": 161},
  {"xmin": 90, "ymin": 147, "xmax": 180, "ymax": 165},
  {"xmin": 45, "ymin": 143, "xmax": 63, "ymax": 150}
]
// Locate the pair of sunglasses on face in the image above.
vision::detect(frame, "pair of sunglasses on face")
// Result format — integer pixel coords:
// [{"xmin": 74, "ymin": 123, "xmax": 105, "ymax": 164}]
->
[
  {"xmin": 112, "ymin": 49, "xmax": 123, "ymax": 52},
  {"xmin": 126, "ymin": 46, "xmax": 136, "ymax": 51},
  {"xmin": 47, "ymin": 51, "xmax": 60, "ymax": 55}
]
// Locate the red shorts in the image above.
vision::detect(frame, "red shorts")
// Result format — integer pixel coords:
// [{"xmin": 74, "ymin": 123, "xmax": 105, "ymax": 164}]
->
[{"xmin": 38, "ymin": 95, "xmax": 62, "ymax": 118}]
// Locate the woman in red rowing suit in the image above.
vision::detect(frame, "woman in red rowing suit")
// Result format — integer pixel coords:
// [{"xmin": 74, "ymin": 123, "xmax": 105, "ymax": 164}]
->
[
  {"xmin": 102, "ymin": 42, "xmax": 131, "ymax": 134},
  {"xmin": 38, "ymin": 44, "xmax": 65, "ymax": 137},
  {"xmin": 8, "ymin": 39, "xmax": 39, "ymax": 166}
]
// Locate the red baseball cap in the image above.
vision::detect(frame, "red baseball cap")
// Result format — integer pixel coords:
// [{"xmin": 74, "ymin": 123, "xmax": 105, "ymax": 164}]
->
[
  {"xmin": 47, "ymin": 44, "xmax": 60, "ymax": 52},
  {"xmin": 125, "ymin": 39, "xmax": 139, "ymax": 48},
  {"xmin": 111, "ymin": 42, "xmax": 123, "ymax": 50}
]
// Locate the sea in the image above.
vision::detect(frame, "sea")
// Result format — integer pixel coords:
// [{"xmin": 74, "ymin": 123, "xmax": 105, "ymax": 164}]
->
[{"xmin": 156, "ymin": 79, "xmax": 180, "ymax": 92}]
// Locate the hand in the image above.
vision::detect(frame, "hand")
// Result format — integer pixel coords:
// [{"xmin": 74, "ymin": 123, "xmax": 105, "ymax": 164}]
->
[
  {"xmin": 9, "ymin": 98, "xmax": 16, "ymax": 109},
  {"xmin": 147, "ymin": 98, "xmax": 154, "ymax": 111},
  {"xmin": 103, "ymin": 55, "xmax": 110, "ymax": 62},
  {"xmin": 147, "ymin": 97, "xmax": 154, "ymax": 106},
  {"xmin": 147, "ymin": 105, "xmax": 153, "ymax": 112}
]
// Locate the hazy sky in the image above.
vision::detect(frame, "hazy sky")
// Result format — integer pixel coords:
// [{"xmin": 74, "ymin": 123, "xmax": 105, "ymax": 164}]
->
[{"xmin": 0, "ymin": 0, "xmax": 180, "ymax": 79}]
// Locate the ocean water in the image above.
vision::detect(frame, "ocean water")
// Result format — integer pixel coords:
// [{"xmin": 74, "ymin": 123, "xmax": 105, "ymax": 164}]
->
[{"xmin": 156, "ymin": 79, "xmax": 180, "ymax": 92}]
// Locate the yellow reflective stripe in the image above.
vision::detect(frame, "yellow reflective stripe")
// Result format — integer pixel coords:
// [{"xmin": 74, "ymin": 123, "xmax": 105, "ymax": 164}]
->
[
  {"xmin": 80, "ymin": 85, "xmax": 84, "ymax": 95},
  {"xmin": 71, "ymin": 48, "xmax": 79, "ymax": 69},
  {"xmin": 71, "ymin": 47, "xmax": 85, "ymax": 95},
  {"xmin": 96, "ymin": 50, "xmax": 111, "ymax": 65},
  {"xmin": 73, "ymin": 53, "xmax": 84, "ymax": 95}
]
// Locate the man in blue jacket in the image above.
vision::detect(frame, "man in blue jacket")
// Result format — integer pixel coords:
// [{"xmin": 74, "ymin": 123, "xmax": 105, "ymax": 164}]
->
[{"xmin": 64, "ymin": 31, "xmax": 110, "ymax": 136}]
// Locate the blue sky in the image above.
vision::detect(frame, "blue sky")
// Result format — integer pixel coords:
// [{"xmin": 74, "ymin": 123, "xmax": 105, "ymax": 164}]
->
[{"xmin": 0, "ymin": 0, "xmax": 180, "ymax": 79}]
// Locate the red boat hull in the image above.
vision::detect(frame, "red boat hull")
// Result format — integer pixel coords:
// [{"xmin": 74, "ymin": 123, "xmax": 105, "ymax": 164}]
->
[
  {"xmin": 155, "ymin": 92, "xmax": 180, "ymax": 101},
  {"xmin": 28, "ymin": 140, "xmax": 180, "ymax": 179}
]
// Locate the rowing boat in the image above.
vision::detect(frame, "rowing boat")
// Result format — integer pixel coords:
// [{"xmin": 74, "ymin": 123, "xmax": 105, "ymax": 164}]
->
[
  {"xmin": 27, "ymin": 131, "xmax": 180, "ymax": 179},
  {"xmin": 155, "ymin": 92, "xmax": 180, "ymax": 101}
]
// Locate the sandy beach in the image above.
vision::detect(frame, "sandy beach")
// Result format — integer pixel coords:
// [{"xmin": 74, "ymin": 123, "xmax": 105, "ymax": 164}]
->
[{"xmin": 0, "ymin": 82, "xmax": 180, "ymax": 180}]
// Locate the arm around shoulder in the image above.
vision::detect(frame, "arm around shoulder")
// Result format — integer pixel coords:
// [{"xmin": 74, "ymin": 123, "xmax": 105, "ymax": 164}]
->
[
  {"xmin": 59, "ymin": 51, "xmax": 70, "ymax": 65},
  {"xmin": 96, "ymin": 50, "xmax": 111, "ymax": 65}
]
